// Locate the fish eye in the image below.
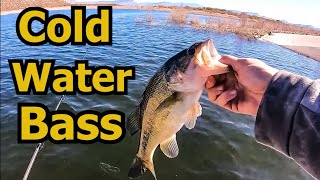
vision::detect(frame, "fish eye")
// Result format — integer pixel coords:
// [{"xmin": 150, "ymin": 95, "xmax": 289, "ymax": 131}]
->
[
  {"xmin": 187, "ymin": 48, "xmax": 195, "ymax": 56},
  {"xmin": 187, "ymin": 43, "xmax": 200, "ymax": 56}
]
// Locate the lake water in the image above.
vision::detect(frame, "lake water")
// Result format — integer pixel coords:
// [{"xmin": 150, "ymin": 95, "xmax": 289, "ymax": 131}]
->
[{"xmin": 1, "ymin": 9, "xmax": 319, "ymax": 180}]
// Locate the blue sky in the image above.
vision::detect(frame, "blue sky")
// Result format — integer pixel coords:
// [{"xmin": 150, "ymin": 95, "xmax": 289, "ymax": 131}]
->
[{"xmin": 74, "ymin": 0, "xmax": 320, "ymax": 27}]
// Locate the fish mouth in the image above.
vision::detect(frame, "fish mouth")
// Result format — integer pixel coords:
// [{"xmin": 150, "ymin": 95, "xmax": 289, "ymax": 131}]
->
[{"xmin": 194, "ymin": 39, "xmax": 230, "ymax": 75}]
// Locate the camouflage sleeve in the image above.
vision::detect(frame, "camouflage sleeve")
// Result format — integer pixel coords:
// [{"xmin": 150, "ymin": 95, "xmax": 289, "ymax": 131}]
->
[{"xmin": 255, "ymin": 70, "xmax": 320, "ymax": 179}]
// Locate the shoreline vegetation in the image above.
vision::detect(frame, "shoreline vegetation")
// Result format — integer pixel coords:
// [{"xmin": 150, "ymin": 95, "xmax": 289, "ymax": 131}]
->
[
  {"xmin": 137, "ymin": 6, "xmax": 320, "ymax": 39},
  {"xmin": 2, "ymin": 0, "xmax": 319, "ymax": 39},
  {"xmin": 1, "ymin": 0, "xmax": 320, "ymax": 61}
]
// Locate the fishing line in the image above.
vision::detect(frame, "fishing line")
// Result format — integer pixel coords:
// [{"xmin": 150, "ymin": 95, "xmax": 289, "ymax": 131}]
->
[{"xmin": 22, "ymin": 45, "xmax": 91, "ymax": 180}]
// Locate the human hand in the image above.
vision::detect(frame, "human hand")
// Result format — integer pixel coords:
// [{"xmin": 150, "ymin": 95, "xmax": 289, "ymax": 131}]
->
[{"xmin": 206, "ymin": 55, "xmax": 278, "ymax": 116}]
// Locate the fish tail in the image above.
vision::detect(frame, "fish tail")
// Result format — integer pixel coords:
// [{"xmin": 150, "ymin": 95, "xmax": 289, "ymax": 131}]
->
[{"xmin": 128, "ymin": 155, "xmax": 157, "ymax": 180}]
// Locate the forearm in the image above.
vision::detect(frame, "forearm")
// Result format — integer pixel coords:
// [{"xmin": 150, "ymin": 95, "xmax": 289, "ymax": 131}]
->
[{"xmin": 255, "ymin": 70, "xmax": 320, "ymax": 179}]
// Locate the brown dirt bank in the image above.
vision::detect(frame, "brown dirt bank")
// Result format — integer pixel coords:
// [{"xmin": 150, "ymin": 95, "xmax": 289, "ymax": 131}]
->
[
  {"xmin": 0, "ymin": 0, "xmax": 69, "ymax": 12},
  {"xmin": 260, "ymin": 33, "xmax": 320, "ymax": 61},
  {"xmin": 283, "ymin": 46, "xmax": 320, "ymax": 61}
]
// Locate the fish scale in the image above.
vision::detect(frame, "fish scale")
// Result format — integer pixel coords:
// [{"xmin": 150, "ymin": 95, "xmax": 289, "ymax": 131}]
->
[{"xmin": 126, "ymin": 39, "xmax": 230, "ymax": 179}]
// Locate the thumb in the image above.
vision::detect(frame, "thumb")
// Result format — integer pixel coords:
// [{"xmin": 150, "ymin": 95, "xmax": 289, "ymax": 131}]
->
[
  {"xmin": 205, "ymin": 76, "xmax": 216, "ymax": 88},
  {"xmin": 219, "ymin": 55, "xmax": 239, "ymax": 71}
]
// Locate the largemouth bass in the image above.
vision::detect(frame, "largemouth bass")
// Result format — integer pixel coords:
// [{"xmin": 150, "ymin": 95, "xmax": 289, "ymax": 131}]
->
[{"xmin": 126, "ymin": 39, "xmax": 229, "ymax": 179}]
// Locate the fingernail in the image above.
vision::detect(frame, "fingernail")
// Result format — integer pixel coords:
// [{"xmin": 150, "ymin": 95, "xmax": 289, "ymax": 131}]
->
[
  {"xmin": 230, "ymin": 90, "xmax": 237, "ymax": 95},
  {"xmin": 206, "ymin": 79, "xmax": 213, "ymax": 87},
  {"xmin": 216, "ymin": 86, "xmax": 223, "ymax": 91},
  {"xmin": 206, "ymin": 81, "xmax": 211, "ymax": 88}
]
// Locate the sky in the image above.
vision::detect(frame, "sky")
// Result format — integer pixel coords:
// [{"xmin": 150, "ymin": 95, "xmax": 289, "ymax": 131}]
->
[{"xmin": 74, "ymin": 0, "xmax": 320, "ymax": 28}]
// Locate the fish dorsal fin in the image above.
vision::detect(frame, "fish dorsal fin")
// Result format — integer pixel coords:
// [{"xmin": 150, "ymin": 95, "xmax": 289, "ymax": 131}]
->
[
  {"xmin": 126, "ymin": 107, "xmax": 142, "ymax": 136},
  {"xmin": 160, "ymin": 134, "xmax": 179, "ymax": 158},
  {"xmin": 185, "ymin": 101, "xmax": 202, "ymax": 129}
]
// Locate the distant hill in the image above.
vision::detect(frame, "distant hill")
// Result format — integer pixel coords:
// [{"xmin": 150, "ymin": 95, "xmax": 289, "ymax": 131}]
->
[
  {"xmin": 110, "ymin": 0, "xmax": 203, "ymax": 7},
  {"xmin": 68, "ymin": 0, "xmax": 319, "ymax": 30},
  {"xmin": 114, "ymin": 0, "xmax": 135, "ymax": 3},
  {"xmin": 243, "ymin": 11, "xmax": 319, "ymax": 30},
  {"xmin": 223, "ymin": 9, "xmax": 319, "ymax": 30},
  {"xmin": 145, "ymin": 2, "xmax": 203, "ymax": 7},
  {"xmin": 293, "ymin": 24, "xmax": 319, "ymax": 30},
  {"xmin": 68, "ymin": 0, "xmax": 135, "ymax": 4},
  {"xmin": 70, "ymin": 0, "xmax": 203, "ymax": 7},
  {"xmin": 231, "ymin": 10, "xmax": 274, "ymax": 20},
  {"xmin": 244, "ymin": 11, "xmax": 260, "ymax": 17}
]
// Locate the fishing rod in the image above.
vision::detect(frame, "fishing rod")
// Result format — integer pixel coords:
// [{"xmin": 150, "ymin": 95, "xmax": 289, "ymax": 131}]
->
[
  {"xmin": 22, "ymin": 45, "xmax": 90, "ymax": 180},
  {"xmin": 22, "ymin": 95, "xmax": 65, "ymax": 180}
]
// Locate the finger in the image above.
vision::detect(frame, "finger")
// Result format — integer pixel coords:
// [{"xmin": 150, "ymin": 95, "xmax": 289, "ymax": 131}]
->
[
  {"xmin": 223, "ymin": 98, "xmax": 239, "ymax": 113},
  {"xmin": 214, "ymin": 89, "xmax": 237, "ymax": 107},
  {"xmin": 219, "ymin": 55, "xmax": 240, "ymax": 71},
  {"xmin": 205, "ymin": 76, "xmax": 216, "ymax": 89},
  {"xmin": 207, "ymin": 85, "xmax": 224, "ymax": 102},
  {"xmin": 231, "ymin": 98, "xmax": 239, "ymax": 113}
]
